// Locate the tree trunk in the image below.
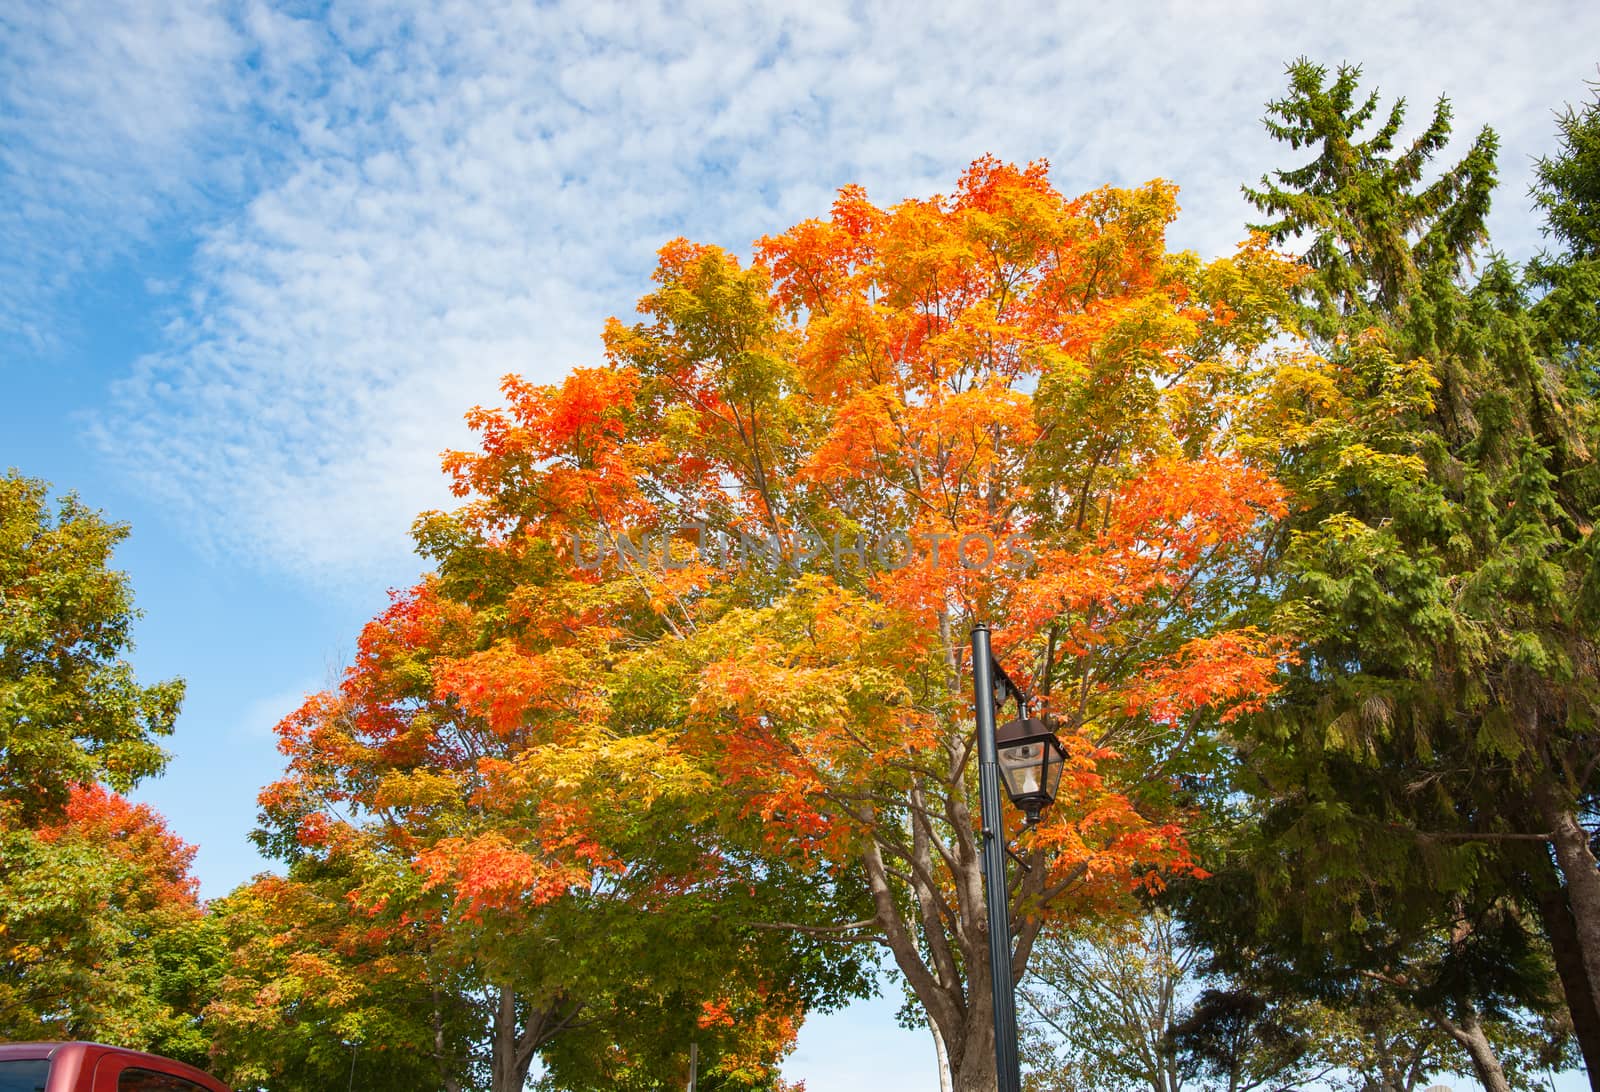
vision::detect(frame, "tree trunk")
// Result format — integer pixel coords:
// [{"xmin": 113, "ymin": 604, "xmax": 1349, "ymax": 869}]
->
[
  {"xmin": 432, "ymin": 984, "xmax": 463, "ymax": 1092},
  {"xmin": 1535, "ymin": 879, "xmax": 1600, "ymax": 1091},
  {"xmin": 491, "ymin": 987, "xmax": 535, "ymax": 1092},
  {"xmin": 932, "ymin": 1019, "xmax": 954, "ymax": 1092},
  {"xmin": 1534, "ymin": 777, "xmax": 1600, "ymax": 1025},
  {"xmin": 953, "ymin": 1008, "xmax": 998, "ymax": 1092},
  {"xmin": 1433, "ymin": 1009, "xmax": 1511, "ymax": 1092}
]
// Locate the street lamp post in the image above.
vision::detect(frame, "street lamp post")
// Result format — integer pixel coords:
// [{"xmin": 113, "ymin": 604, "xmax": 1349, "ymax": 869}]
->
[
  {"xmin": 971, "ymin": 623, "xmax": 1022, "ymax": 1092},
  {"xmin": 971, "ymin": 623, "xmax": 1068, "ymax": 1092}
]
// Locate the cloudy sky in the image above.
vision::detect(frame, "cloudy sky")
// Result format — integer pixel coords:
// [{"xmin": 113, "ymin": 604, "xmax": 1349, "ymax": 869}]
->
[{"xmin": 5, "ymin": 1, "xmax": 1598, "ymax": 1087}]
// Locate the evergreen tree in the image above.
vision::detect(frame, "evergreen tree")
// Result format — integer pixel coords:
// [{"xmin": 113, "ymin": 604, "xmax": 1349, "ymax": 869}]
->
[
  {"xmin": 1181, "ymin": 60, "xmax": 1598, "ymax": 1092},
  {"xmin": 1531, "ymin": 76, "xmax": 1600, "ymax": 396},
  {"xmin": 1534, "ymin": 77, "xmax": 1600, "ymax": 263},
  {"xmin": 1245, "ymin": 58, "xmax": 1497, "ymax": 332}
]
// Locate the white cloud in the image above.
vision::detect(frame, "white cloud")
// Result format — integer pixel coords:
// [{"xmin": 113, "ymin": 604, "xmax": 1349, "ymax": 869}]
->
[
  {"xmin": 11, "ymin": 0, "xmax": 1600, "ymax": 585},
  {"xmin": 0, "ymin": 0, "xmax": 245, "ymax": 346}
]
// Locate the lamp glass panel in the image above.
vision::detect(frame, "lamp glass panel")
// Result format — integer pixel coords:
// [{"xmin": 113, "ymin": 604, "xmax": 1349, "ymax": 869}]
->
[
  {"xmin": 998, "ymin": 740, "xmax": 1046, "ymax": 801},
  {"xmin": 1042, "ymin": 742, "xmax": 1066, "ymax": 800}
]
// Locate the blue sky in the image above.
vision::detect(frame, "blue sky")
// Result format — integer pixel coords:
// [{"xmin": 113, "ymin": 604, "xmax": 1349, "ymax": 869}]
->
[{"xmin": 5, "ymin": 1, "xmax": 1600, "ymax": 1088}]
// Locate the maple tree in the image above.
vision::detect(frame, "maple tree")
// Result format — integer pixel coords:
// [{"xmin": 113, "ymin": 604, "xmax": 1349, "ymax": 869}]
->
[
  {"xmin": 205, "ymin": 857, "xmax": 482, "ymax": 1092},
  {"xmin": 622, "ymin": 161, "xmax": 1299, "ymax": 1092},
  {"xmin": 0, "ymin": 784, "xmax": 219, "ymax": 1064},
  {"xmin": 215, "ymin": 823, "xmax": 861, "ymax": 1091},
  {"xmin": 274, "ymin": 155, "xmax": 1310, "ymax": 1092},
  {"xmin": 253, "ymin": 531, "xmax": 871, "ymax": 1087}
]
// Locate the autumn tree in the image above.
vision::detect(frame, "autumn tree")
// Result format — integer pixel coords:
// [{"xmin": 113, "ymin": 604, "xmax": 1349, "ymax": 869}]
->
[
  {"xmin": 254, "ymin": 554, "xmax": 872, "ymax": 1088},
  {"xmin": 1178, "ymin": 59, "xmax": 1597, "ymax": 1091},
  {"xmin": 0, "ymin": 784, "xmax": 219, "ymax": 1064},
  {"xmin": 333, "ymin": 156, "xmax": 1312, "ymax": 1092},
  {"xmin": 205, "ymin": 857, "xmax": 482, "ymax": 1092},
  {"xmin": 0, "ymin": 473, "xmax": 207, "ymax": 1062}
]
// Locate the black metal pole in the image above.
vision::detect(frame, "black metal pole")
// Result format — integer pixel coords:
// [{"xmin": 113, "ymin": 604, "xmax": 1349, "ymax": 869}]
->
[{"xmin": 971, "ymin": 623, "xmax": 1022, "ymax": 1092}]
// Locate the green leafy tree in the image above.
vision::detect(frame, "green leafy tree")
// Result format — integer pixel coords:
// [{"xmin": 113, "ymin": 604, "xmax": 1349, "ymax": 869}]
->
[
  {"xmin": 1018, "ymin": 912, "xmax": 1470, "ymax": 1092},
  {"xmin": 221, "ymin": 812, "xmax": 866, "ymax": 1092},
  {"xmin": 1283, "ymin": 980, "xmax": 1459, "ymax": 1092},
  {"xmin": 1018, "ymin": 913, "xmax": 1206, "ymax": 1092},
  {"xmin": 0, "ymin": 473, "xmax": 206, "ymax": 1061},
  {"xmin": 0, "ymin": 470, "xmax": 182, "ymax": 820}
]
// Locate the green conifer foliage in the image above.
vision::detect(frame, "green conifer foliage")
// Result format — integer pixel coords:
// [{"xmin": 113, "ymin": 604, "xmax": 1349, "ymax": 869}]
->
[{"xmin": 1184, "ymin": 61, "xmax": 1600, "ymax": 1091}]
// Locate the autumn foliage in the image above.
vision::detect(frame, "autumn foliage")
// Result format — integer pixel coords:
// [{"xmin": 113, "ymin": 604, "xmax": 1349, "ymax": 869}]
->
[
  {"xmin": 0, "ymin": 784, "xmax": 214, "ymax": 1063},
  {"xmin": 248, "ymin": 155, "xmax": 1306, "ymax": 1090},
  {"xmin": 9, "ymin": 50, "xmax": 1600, "ymax": 1092}
]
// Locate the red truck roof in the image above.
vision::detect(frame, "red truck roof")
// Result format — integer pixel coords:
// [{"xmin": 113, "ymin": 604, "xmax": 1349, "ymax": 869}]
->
[{"xmin": 0, "ymin": 1041, "xmax": 230, "ymax": 1092}]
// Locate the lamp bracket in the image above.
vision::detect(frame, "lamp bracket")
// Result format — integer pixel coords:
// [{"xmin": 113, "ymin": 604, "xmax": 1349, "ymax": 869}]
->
[{"xmin": 986, "ymin": 653, "xmax": 1031, "ymax": 721}]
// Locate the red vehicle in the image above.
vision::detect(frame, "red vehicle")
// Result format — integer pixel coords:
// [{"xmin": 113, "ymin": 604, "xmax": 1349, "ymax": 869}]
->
[{"xmin": 0, "ymin": 1042, "xmax": 230, "ymax": 1092}]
